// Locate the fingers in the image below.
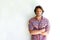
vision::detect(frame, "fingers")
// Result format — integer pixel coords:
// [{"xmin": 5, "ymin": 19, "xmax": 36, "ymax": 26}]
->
[
  {"xmin": 42, "ymin": 32, "xmax": 47, "ymax": 36},
  {"xmin": 41, "ymin": 29, "xmax": 45, "ymax": 32}
]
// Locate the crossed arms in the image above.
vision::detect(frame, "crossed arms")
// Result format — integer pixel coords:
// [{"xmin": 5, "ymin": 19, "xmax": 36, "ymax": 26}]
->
[
  {"xmin": 29, "ymin": 29, "xmax": 48, "ymax": 36},
  {"xmin": 29, "ymin": 19, "xmax": 50, "ymax": 36}
]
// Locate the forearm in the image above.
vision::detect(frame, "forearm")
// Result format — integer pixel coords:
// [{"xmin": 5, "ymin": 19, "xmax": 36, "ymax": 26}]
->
[
  {"xmin": 29, "ymin": 30, "xmax": 42, "ymax": 35},
  {"xmin": 41, "ymin": 31, "xmax": 48, "ymax": 36},
  {"xmin": 29, "ymin": 28, "xmax": 46, "ymax": 35}
]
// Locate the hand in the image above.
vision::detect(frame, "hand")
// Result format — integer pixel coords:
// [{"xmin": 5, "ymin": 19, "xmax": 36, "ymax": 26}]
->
[
  {"xmin": 40, "ymin": 29, "xmax": 45, "ymax": 33},
  {"xmin": 42, "ymin": 32, "xmax": 47, "ymax": 36}
]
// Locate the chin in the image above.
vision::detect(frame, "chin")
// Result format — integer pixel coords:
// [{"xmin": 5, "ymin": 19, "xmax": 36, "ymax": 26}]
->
[{"xmin": 37, "ymin": 15, "xmax": 41, "ymax": 16}]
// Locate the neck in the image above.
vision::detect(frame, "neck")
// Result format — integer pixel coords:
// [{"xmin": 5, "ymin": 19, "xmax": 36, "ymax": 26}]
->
[
  {"xmin": 35, "ymin": 15, "xmax": 42, "ymax": 20},
  {"xmin": 36, "ymin": 15, "xmax": 41, "ymax": 17}
]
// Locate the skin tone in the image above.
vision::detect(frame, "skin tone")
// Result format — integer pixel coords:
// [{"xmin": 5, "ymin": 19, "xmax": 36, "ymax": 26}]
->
[{"xmin": 29, "ymin": 8, "xmax": 48, "ymax": 36}]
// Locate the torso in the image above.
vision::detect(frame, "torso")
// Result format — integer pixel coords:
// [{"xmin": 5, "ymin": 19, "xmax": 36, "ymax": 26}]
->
[{"xmin": 29, "ymin": 16, "xmax": 48, "ymax": 40}]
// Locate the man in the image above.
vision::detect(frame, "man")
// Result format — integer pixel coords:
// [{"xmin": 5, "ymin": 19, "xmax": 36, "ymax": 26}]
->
[{"xmin": 28, "ymin": 5, "xmax": 50, "ymax": 40}]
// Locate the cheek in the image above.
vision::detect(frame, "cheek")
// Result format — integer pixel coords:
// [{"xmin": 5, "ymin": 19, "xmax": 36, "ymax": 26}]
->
[
  {"xmin": 39, "ymin": 12, "xmax": 42, "ymax": 14},
  {"xmin": 38, "ymin": 12, "xmax": 42, "ymax": 15}
]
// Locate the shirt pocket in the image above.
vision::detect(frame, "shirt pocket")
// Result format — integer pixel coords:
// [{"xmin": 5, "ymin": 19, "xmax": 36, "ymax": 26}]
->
[{"xmin": 40, "ymin": 21, "xmax": 48, "ymax": 29}]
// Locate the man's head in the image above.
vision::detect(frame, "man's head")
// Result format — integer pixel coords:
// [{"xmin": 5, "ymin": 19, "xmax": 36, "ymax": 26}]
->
[{"xmin": 34, "ymin": 5, "xmax": 44, "ymax": 16}]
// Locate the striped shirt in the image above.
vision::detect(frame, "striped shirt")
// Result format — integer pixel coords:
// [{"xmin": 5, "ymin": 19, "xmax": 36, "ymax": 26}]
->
[{"xmin": 28, "ymin": 16, "xmax": 50, "ymax": 40}]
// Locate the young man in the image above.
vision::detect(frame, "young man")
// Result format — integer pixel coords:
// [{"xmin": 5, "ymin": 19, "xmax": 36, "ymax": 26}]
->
[{"xmin": 28, "ymin": 5, "xmax": 50, "ymax": 40}]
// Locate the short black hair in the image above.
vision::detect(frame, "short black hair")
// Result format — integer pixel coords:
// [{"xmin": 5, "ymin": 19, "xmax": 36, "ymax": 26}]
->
[{"xmin": 34, "ymin": 5, "xmax": 44, "ymax": 14}]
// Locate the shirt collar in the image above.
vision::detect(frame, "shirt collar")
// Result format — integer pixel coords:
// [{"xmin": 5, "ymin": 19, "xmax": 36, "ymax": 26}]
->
[{"xmin": 34, "ymin": 16, "xmax": 43, "ymax": 21}]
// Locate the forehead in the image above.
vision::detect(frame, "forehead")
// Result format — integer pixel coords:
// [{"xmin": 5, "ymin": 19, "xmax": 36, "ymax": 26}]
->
[{"xmin": 36, "ymin": 8, "xmax": 42, "ymax": 11}]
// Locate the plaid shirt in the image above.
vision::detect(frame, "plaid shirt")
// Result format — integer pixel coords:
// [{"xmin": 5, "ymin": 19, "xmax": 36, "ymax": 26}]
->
[{"xmin": 28, "ymin": 16, "xmax": 50, "ymax": 40}]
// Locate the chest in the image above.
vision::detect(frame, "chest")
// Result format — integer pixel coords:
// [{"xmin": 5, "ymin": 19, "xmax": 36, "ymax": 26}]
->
[{"xmin": 32, "ymin": 20, "xmax": 47, "ymax": 30}]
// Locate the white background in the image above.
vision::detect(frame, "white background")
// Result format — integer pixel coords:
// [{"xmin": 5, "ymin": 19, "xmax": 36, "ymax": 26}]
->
[{"xmin": 0, "ymin": 0, "xmax": 60, "ymax": 40}]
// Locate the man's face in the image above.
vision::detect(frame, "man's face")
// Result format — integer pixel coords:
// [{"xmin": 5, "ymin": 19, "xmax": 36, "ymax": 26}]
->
[{"xmin": 35, "ymin": 8, "xmax": 43, "ymax": 16}]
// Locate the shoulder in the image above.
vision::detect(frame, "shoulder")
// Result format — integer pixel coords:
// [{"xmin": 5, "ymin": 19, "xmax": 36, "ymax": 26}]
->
[
  {"xmin": 29, "ymin": 17, "xmax": 35, "ymax": 23},
  {"xmin": 43, "ymin": 17, "xmax": 49, "ymax": 22}
]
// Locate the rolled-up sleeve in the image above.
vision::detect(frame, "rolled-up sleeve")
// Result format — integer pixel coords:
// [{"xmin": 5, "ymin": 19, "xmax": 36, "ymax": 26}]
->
[
  {"xmin": 45, "ymin": 19, "xmax": 50, "ymax": 33},
  {"xmin": 28, "ymin": 20, "xmax": 34, "ymax": 30}
]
